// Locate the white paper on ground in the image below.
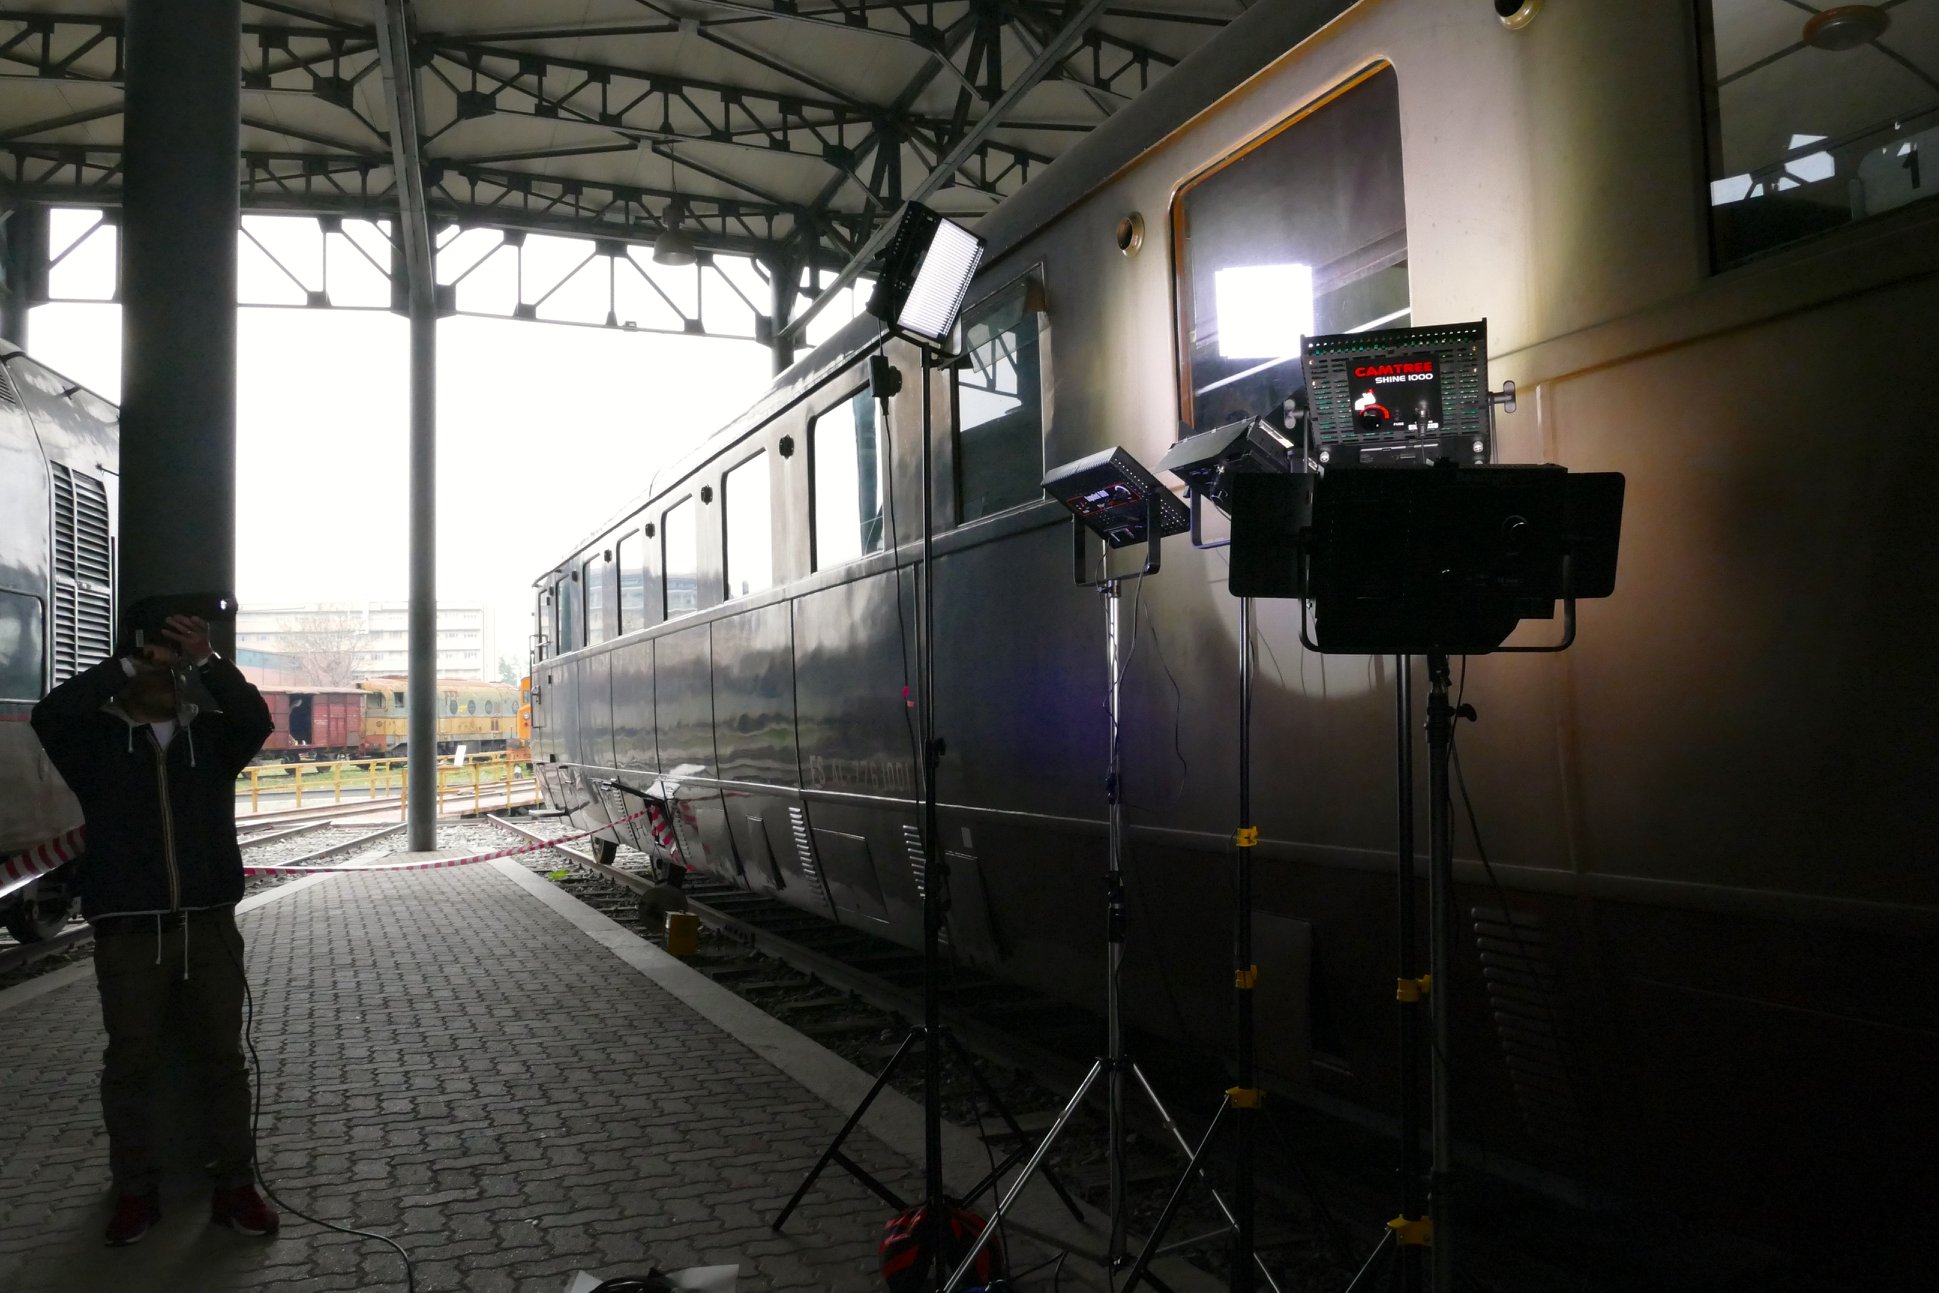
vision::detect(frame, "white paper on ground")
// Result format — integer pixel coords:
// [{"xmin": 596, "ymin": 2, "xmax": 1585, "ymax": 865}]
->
[{"xmin": 563, "ymin": 1265, "xmax": 739, "ymax": 1293}]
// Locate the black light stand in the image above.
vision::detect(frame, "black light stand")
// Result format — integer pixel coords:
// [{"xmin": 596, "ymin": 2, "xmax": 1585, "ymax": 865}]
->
[
  {"xmin": 775, "ymin": 206, "xmax": 1086, "ymax": 1286},
  {"xmin": 945, "ymin": 470, "xmax": 1263, "ymax": 1292},
  {"xmin": 1229, "ymin": 459, "xmax": 1625, "ymax": 1293}
]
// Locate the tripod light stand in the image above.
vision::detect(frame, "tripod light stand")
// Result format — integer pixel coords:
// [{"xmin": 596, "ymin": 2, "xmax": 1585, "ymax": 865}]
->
[
  {"xmin": 943, "ymin": 449, "xmax": 1262, "ymax": 1292},
  {"xmin": 1229, "ymin": 459, "xmax": 1625, "ymax": 1293},
  {"xmin": 773, "ymin": 203, "xmax": 1082, "ymax": 1287}
]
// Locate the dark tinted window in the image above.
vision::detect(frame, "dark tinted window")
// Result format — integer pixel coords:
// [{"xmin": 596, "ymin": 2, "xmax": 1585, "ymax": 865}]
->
[
  {"xmin": 664, "ymin": 497, "xmax": 698, "ymax": 618},
  {"xmin": 616, "ymin": 531, "xmax": 647, "ymax": 632},
  {"xmin": 557, "ymin": 575, "xmax": 580, "ymax": 650},
  {"xmin": 0, "ymin": 590, "xmax": 43, "ymax": 700},
  {"xmin": 956, "ymin": 278, "xmax": 1047, "ymax": 523},
  {"xmin": 1697, "ymin": 1, "xmax": 1939, "ymax": 266},
  {"xmin": 1174, "ymin": 65, "xmax": 1408, "ymax": 432},
  {"xmin": 812, "ymin": 387, "xmax": 884, "ymax": 569},
  {"xmin": 584, "ymin": 555, "xmax": 614, "ymax": 646}
]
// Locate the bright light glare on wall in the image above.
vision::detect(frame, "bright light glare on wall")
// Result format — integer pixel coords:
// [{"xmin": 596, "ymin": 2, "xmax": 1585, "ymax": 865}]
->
[{"xmin": 1214, "ymin": 264, "xmax": 1314, "ymax": 360}]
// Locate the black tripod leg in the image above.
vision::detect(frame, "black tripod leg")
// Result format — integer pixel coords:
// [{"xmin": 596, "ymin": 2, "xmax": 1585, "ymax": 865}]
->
[
  {"xmin": 1261, "ymin": 1100, "xmax": 1351, "ymax": 1261},
  {"xmin": 1117, "ymin": 1097, "xmax": 1232, "ymax": 1293},
  {"xmin": 941, "ymin": 1028, "xmax": 1086, "ymax": 1220},
  {"xmin": 772, "ymin": 1028, "xmax": 918, "ymax": 1230},
  {"xmin": 1342, "ymin": 1228, "xmax": 1396, "ymax": 1293}
]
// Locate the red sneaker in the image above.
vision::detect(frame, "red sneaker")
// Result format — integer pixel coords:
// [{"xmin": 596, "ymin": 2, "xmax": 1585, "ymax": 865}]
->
[
  {"xmin": 105, "ymin": 1192, "xmax": 160, "ymax": 1246},
  {"xmin": 210, "ymin": 1184, "xmax": 279, "ymax": 1237}
]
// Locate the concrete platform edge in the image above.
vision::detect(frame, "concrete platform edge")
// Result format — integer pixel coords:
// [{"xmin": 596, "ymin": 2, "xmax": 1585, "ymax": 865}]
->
[{"xmin": 488, "ymin": 858, "xmax": 1222, "ymax": 1293}]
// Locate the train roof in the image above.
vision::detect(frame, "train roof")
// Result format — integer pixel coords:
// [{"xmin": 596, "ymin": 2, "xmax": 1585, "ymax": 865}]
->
[{"xmin": 538, "ymin": 0, "xmax": 1358, "ymax": 576}]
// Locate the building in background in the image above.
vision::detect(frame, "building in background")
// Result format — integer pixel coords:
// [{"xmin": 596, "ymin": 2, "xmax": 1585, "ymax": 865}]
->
[{"xmin": 236, "ymin": 602, "xmax": 496, "ymax": 684}]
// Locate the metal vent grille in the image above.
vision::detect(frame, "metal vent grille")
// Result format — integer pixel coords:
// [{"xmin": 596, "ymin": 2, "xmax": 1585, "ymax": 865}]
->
[
  {"xmin": 50, "ymin": 463, "xmax": 113, "ymax": 684},
  {"xmin": 1470, "ymin": 906, "xmax": 1588, "ymax": 1159},
  {"xmin": 902, "ymin": 823, "xmax": 927, "ymax": 900},
  {"xmin": 0, "ymin": 363, "xmax": 19, "ymax": 408},
  {"xmin": 789, "ymin": 806, "xmax": 827, "ymax": 905}
]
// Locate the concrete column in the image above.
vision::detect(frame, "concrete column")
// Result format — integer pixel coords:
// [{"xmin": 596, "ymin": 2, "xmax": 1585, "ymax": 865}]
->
[
  {"xmin": 118, "ymin": 0, "xmax": 241, "ymax": 648},
  {"xmin": 1, "ymin": 203, "xmax": 48, "ymax": 348}
]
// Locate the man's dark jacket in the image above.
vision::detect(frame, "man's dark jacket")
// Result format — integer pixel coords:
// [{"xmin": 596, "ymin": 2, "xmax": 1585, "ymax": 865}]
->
[{"xmin": 31, "ymin": 656, "xmax": 274, "ymax": 921}]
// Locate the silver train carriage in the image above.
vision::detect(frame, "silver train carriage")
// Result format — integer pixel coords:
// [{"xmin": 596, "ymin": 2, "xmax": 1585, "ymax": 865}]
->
[
  {"xmin": 527, "ymin": 0, "xmax": 1939, "ymax": 1264},
  {"xmin": 0, "ymin": 342, "xmax": 120, "ymax": 942}
]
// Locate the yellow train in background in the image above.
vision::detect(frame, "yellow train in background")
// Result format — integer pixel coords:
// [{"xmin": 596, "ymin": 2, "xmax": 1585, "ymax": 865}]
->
[{"xmin": 259, "ymin": 677, "xmax": 526, "ymax": 761}]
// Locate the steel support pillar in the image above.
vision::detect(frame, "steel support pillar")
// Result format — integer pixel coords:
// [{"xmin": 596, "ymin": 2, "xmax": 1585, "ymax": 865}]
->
[
  {"xmin": 376, "ymin": 0, "xmax": 440, "ymax": 851},
  {"xmin": 1, "ymin": 203, "xmax": 48, "ymax": 348},
  {"xmin": 767, "ymin": 248, "xmax": 798, "ymax": 376},
  {"xmin": 118, "ymin": 0, "xmax": 241, "ymax": 645}
]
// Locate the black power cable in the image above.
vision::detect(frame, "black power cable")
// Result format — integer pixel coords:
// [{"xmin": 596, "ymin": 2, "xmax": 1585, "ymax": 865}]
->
[{"xmin": 217, "ymin": 911, "xmax": 418, "ymax": 1292}]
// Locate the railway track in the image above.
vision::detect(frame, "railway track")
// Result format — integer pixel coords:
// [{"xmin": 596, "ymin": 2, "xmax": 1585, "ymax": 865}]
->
[
  {"xmin": 0, "ymin": 821, "xmax": 411, "ymax": 982},
  {"xmin": 234, "ymin": 779, "xmax": 538, "ymax": 829}
]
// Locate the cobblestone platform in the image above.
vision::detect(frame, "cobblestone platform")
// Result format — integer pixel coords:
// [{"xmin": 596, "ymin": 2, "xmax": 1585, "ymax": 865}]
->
[{"xmin": 0, "ymin": 854, "xmax": 1191, "ymax": 1293}]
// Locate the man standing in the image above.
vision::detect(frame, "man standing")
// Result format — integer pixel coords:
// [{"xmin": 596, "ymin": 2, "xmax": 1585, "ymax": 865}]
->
[{"xmin": 31, "ymin": 614, "xmax": 279, "ymax": 1246}]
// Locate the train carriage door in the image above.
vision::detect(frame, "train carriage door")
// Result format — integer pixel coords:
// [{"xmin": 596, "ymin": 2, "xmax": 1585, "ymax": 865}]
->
[{"xmin": 288, "ymin": 694, "xmax": 314, "ymax": 745}]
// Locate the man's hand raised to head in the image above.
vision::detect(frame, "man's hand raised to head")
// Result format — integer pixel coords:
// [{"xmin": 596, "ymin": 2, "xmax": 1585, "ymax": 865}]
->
[{"xmin": 160, "ymin": 615, "xmax": 214, "ymax": 667}]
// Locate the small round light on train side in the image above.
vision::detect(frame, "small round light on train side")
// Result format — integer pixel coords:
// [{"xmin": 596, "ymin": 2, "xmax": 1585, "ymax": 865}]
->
[
  {"xmin": 1803, "ymin": 6, "xmax": 1889, "ymax": 51},
  {"xmin": 1497, "ymin": 0, "xmax": 1542, "ymax": 30},
  {"xmin": 1116, "ymin": 213, "xmax": 1145, "ymax": 258}
]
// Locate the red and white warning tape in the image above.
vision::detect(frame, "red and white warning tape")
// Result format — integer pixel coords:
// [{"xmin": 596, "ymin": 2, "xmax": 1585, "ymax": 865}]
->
[
  {"xmin": 240, "ymin": 805, "xmax": 660, "ymax": 875},
  {"xmin": 0, "ymin": 825, "xmax": 86, "ymax": 892}
]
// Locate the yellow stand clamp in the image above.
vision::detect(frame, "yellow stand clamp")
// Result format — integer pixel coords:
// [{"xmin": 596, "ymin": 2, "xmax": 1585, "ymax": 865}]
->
[
  {"xmin": 1395, "ymin": 974, "xmax": 1432, "ymax": 1003},
  {"xmin": 1235, "ymin": 826, "xmax": 1259, "ymax": 848},
  {"xmin": 1388, "ymin": 1215, "xmax": 1433, "ymax": 1246},
  {"xmin": 1234, "ymin": 965, "xmax": 1259, "ymax": 990},
  {"xmin": 1227, "ymin": 1086, "xmax": 1264, "ymax": 1109}
]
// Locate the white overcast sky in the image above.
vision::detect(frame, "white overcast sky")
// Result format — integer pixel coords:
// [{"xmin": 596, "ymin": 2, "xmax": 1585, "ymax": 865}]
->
[{"xmin": 26, "ymin": 209, "xmax": 864, "ymax": 677}]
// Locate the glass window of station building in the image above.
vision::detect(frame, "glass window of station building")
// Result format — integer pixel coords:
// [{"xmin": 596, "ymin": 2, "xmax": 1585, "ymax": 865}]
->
[{"xmin": 1172, "ymin": 64, "xmax": 1408, "ymax": 433}]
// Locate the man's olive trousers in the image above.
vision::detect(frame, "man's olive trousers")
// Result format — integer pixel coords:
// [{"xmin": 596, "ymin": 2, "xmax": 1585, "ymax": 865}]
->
[{"xmin": 92, "ymin": 906, "xmax": 253, "ymax": 1194}]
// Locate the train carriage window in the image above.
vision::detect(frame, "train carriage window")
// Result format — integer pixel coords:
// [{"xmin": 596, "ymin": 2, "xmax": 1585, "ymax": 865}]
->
[
  {"xmin": 664, "ymin": 496, "xmax": 699, "ymax": 619},
  {"xmin": 724, "ymin": 452, "xmax": 774, "ymax": 599},
  {"xmin": 811, "ymin": 387, "xmax": 884, "ymax": 569},
  {"xmin": 1174, "ymin": 65, "xmax": 1408, "ymax": 433},
  {"xmin": 392, "ymin": 690, "xmax": 405, "ymax": 706},
  {"xmin": 955, "ymin": 277, "xmax": 1047, "ymax": 523},
  {"xmin": 557, "ymin": 575, "xmax": 580, "ymax": 651},
  {"xmin": 583, "ymin": 553, "xmax": 615, "ymax": 646},
  {"xmin": 1697, "ymin": 1, "xmax": 1939, "ymax": 266},
  {"xmin": 616, "ymin": 530, "xmax": 647, "ymax": 633},
  {"xmin": 0, "ymin": 590, "xmax": 44, "ymax": 700}
]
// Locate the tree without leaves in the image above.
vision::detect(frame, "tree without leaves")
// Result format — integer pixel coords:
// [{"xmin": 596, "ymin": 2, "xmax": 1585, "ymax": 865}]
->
[{"xmin": 277, "ymin": 609, "xmax": 364, "ymax": 687}]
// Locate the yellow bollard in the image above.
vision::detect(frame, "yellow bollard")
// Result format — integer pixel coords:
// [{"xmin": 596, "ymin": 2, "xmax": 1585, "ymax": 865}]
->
[
  {"xmin": 332, "ymin": 761, "xmax": 343, "ymax": 803},
  {"xmin": 293, "ymin": 764, "xmax": 303, "ymax": 809},
  {"xmin": 249, "ymin": 767, "xmax": 260, "ymax": 813},
  {"xmin": 472, "ymin": 762, "xmax": 481, "ymax": 815},
  {"xmin": 665, "ymin": 911, "xmax": 700, "ymax": 958}
]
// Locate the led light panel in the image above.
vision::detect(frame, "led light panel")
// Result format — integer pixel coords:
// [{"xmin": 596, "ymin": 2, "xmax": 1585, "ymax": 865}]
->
[{"xmin": 896, "ymin": 218, "xmax": 984, "ymax": 344}]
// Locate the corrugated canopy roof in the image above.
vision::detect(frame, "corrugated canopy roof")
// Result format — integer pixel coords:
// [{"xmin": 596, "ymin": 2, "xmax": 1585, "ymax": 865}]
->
[{"xmin": 0, "ymin": 1, "xmax": 1245, "ymax": 274}]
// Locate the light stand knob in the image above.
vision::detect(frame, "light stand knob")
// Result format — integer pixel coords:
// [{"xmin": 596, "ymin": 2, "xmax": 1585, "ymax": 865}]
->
[{"xmin": 1488, "ymin": 380, "xmax": 1517, "ymax": 414}]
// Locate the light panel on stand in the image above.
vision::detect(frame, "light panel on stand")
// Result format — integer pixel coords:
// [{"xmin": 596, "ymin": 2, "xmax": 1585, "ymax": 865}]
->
[{"xmin": 866, "ymin": 203, "xmax": 986, "ymax": 347}]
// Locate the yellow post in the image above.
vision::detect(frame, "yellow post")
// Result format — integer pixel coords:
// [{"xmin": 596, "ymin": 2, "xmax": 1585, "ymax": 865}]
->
[
  {"xmin": 293, "ymin": 764, "xmax": 303, "ymax": 809},
  {"xmin": 249, "ymin": 767, "xmax": 260, "ymax": 813},
  {"xmin": 472, "ymin": 762, "xmax": 481, "ymax": 815},
  {"xmin": 332, "ymin": 760, "xmax": 343, "ymax": 803}
]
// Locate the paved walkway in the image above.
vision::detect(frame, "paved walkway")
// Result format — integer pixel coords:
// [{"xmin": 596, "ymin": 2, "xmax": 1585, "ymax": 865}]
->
[{"xmin": 0, "ymin": 854, "xmax": 1196, "ymax": 1293}]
